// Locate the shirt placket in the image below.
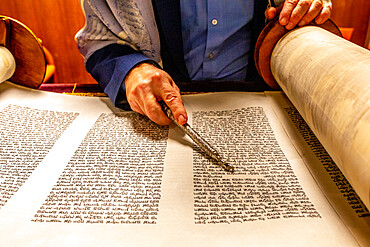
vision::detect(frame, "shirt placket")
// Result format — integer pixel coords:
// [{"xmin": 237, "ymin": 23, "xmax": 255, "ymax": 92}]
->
[{"xmin": 203, "ymin": 0, "xmax": 221, "ymax": 80}]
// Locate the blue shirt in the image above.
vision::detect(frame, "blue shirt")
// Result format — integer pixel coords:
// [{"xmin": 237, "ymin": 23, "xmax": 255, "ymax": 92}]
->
[{"xmin": 180, "ymin": 0, "xmax": 254, "ymax": 81}]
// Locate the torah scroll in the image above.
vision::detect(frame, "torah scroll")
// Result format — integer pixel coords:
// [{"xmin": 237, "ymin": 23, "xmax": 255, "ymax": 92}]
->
[{"xmin": 263, "ymin": 24, "xmax": 370, "ymax": 209}]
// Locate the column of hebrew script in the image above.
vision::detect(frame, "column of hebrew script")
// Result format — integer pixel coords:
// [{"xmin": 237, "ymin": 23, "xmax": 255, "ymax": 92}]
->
[
  {"xmin": 0, "ymin": 85, "xmax": 360, "ymax": 246},
  {"xmin": 266, "ymin": 92, "xmax": 370, "ymax": 246},
  {"xmin": 285, "ymin": 107, "xmax": 370, "ymax": 218},
  {"xmin": 192, "ymin": 107, "xmax": 321, "ymax": 224},
  {"xmin": 0, "ymin": 105, "xmax": 78, "ymax": 209},
  {"xmin": 32, "ymin": 112, "xmax": 168, "ymax": 224}
]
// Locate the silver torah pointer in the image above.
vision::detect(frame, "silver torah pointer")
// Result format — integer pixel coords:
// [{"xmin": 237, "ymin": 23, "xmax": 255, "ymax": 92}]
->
[{"xmin": 159, "ymin": 101, "xmax": 234, "ymax": 173}]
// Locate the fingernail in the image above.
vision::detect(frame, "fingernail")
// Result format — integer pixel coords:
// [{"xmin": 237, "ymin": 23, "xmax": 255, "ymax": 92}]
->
[
  {"xmin": 316, "ymin": 17, "xmax": 322, "ymax": 24},
  {"xmin": 280, "ymin": 17, "xmax": 287, "ymax": 25},
  {"xmin": 298, "ymin": 20, "xmax": 305, "ymax": 26},
  {"xmin": 286, "ymin": 22, "xmax": 294, "ymax": 30},
  {"xmin": 177, "ymin": 115, "xmax": 186, "ymax": 124}
]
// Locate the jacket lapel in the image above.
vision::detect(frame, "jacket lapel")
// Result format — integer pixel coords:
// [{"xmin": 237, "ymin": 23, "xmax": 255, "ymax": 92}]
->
[
  {"xmin": 247, "ymin": 0, "xmax": 268, "ymax": 81},
  {"xmin": 151, "ymin": 0, "xmax": 190, "ymax": 81}
]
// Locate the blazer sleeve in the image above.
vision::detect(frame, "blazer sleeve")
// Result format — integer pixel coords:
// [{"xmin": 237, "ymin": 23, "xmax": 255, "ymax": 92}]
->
[
  {"xmin": 86, "ymin": 44, "xmax": 159, "ymax": 109},
  {"xmin": 75, "ymin": 0, "xmax": 161, "ymax": 109}
]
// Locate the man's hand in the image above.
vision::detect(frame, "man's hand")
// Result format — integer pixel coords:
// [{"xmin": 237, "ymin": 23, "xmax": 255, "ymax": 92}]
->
[
  {"xmin": 265, "ymin": 0, "xmax": 332, "ymax": 30},
  {"xmin": 125, "ymin": 62, "xmax": 188, "ymax": 126}
]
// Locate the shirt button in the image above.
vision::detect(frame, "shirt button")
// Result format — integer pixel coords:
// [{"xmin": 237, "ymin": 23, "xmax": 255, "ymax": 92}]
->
[
  {"xmin": 211, "ymin": 19, "xmax": 218, "ymax": 26},
  {"xmin": 208, "ymin": 52, "xmax": 214, "ymax": 59}
]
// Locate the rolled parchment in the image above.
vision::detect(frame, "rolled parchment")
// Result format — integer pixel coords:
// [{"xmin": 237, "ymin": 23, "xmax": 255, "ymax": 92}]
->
[{"xmin": 0, "ymin": 46, "xmax": 16, "ymax": 83}]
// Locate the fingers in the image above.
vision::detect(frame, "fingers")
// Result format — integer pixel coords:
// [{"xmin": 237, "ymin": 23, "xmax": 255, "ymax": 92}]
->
[
  {"xmin": 125, "ymin": 63, "xmax": 187, "ymax": 126},
  {"xmin": 298, "ymin": 0, "xmax": 323, "ymax": 26},
  {"xmin": 144, "ymin": 95, "xmax": 172, "ymax": 126},
  {"xmin": 265, "ymin": 7, "xmax": 277, "ymax": 20},
  {"xmin": 281, "ymin": 0, "xmax": 311, "ymax": 29},
  {"xmin": 278, "ymin": 0, "xmax": 332, "ymax": 30},
  {"xmin": 156, "ymin": 81, "xmax": 188, "ymax": 125},
  {"xmin": 315, "ymin": 1, "xmax": 332, "ymax": 24},
  {"xmin": 279, "ymin": 0, "xmax": 299, "ymax": 27}
]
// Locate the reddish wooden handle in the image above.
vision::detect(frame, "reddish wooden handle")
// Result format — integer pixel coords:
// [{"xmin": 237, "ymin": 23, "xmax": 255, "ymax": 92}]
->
[{"xmin": 0, "ymin": 17, "xmax": 10, "ymax": 47}]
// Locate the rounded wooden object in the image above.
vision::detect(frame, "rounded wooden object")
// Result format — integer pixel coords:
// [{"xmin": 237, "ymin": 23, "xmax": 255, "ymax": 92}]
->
[
  {"xmin": 0, "ymin": 16, "xmax": 46, "ymax": 88},
  {"xmin": 254, "ymin": 19, "xmax": 342, "ymax": 89}
]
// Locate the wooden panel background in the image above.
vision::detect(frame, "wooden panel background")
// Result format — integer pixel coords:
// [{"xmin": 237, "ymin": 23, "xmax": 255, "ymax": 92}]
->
[
  {"xmin": 331, "ymin": 0, "xmax": 370, "ymax": 47},
  {"xmin": 0, "ymin": 0, "xmax": 95, "ymax": 83},
  {"xmin": 0, "ymin": 0, "xmax": 369, "ymax": 84}
]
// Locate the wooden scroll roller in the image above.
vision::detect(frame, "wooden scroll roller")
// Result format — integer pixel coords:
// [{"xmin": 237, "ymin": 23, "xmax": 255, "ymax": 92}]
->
[
  {"xmin": 255, "ymin": 20, "xmax": 370, "ymax": 209},
  {"xmin": 0, "ymin": 16, "xmax": 46, "ymax": 88},
  {"xmin": 254, "ymin": 18, "xmax": 342, "ymax": 89}
]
